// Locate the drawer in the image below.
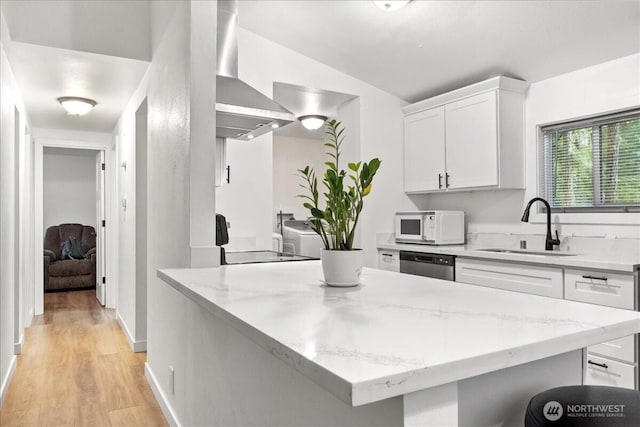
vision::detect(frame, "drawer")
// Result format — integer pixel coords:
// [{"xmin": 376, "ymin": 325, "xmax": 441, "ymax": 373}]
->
[
  {"xmin": 565, "ymin": 269, "xmax": 635, "ymax": 310},
  {"xmin": 588, "ymin": 335, "xmax": 636, "ymax": 364},
  {"xmin": 584, "ymin": 354, "xmax": 636, "ymax": 390},
  {"xmin": 455, "ymin": 258, "xmax": 563, "ymax": 298},
  {"xmin": 378, "ymin": 250, "xmax": 400, "ymax": 272}
]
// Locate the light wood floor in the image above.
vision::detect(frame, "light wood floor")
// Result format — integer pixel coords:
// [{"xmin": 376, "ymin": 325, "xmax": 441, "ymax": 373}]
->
[{"xmin": 0, "ymin": 291, "xmax": 167, "ymax": 426}]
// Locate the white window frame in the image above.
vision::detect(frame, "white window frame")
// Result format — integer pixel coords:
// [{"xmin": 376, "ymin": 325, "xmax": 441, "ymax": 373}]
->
[{"xmin": 531, "ymin": 107, "xmax": 640, "ymax": 226}]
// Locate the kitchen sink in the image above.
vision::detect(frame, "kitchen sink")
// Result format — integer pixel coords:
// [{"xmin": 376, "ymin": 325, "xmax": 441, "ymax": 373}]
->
[{"xmin": 478, "ymin": 248, "xmax": 577, "ymax": 256}]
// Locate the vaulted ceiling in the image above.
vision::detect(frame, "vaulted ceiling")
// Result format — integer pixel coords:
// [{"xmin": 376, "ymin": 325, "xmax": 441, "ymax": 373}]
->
[
  {"xmin": 238, "ymin": 0, "xmax": 640, "ymax": 102},
  {"xmin": 2, "ymin": 1, "xmax": 638, "ymax": 133}
]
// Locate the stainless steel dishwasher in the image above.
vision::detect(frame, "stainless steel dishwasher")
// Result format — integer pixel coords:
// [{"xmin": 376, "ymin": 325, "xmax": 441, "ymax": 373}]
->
[{"xmin": 399, "ymin": 251, "xmax": 455, "ymax": 281}]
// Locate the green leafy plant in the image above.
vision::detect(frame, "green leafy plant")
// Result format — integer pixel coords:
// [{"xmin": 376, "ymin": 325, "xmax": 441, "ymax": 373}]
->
[{"xmin": 298, "ymin": 119, "xmax": 381, "ymax": 250}]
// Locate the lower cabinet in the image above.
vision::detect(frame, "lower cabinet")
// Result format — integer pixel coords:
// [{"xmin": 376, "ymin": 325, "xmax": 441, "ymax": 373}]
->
[
  {"xmin": 565, "ymin": 267, "xmax": 637, "ymax": 389},
  {"xmin": 588, "ymin": 335, "xmax": 636, "ymax": 363},
  {"xmin": 584, "ymin": 353, "xmax": 636, "ymax": 390},
  {"xmin": 565, "ymin": 268, "xmax": 635, "ymax": 310},
  {"xmin": 377, "ymin": 250, "xmax": 400, "ymax": 272},
  {"xmin": 455, "ymin": 258, "xmax": 563, "ymax": 298},
  {"xmin": 455, "ymin": 258, "xmax": 638, "ymax": 389}
]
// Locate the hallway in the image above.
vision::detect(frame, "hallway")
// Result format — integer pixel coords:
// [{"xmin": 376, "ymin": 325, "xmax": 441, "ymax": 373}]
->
[{"xmin": 0, "ymin": 291, "xmax": 167, "ymax": 426}]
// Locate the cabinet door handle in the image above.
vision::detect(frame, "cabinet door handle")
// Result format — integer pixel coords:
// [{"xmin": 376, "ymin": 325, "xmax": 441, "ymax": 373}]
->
[
  {"xmin": 587, "ymin": 360, "xmax": 608, "ymax": 369},
  {"xmin": 438, "ymin": 173, "xmax": 443, "ymax": 189},
  {"xmin": 226, "ymin": 165, "xmax": 231, "ymax": 184},
  {"xmin": 445, "ymin": 173, "xmax": 450, "ymax": 188},
  {"xmin": 381, "ymin": 253, "xmax": 393, "ymax": 257},
  {"xmin": 582, "ymin": 275, "xmax": 608, "ymax": 281}
]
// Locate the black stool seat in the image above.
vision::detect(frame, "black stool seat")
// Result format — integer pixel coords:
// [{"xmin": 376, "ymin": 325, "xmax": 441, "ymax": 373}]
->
[{"xmin": 525, "ymin": 385, "xmax": 640, "ymax": 426}]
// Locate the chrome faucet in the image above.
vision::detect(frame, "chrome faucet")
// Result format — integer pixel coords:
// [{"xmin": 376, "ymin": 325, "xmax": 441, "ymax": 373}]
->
[{"xmin": 521, "ymin": 197, "xmax": 561, "ymax": 251}]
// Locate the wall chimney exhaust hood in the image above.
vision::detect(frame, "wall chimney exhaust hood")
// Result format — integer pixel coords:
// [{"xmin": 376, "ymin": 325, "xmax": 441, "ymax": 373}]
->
[{"xmin": 216, "ymin": 0, "xmax": 294, "ymax": 140}]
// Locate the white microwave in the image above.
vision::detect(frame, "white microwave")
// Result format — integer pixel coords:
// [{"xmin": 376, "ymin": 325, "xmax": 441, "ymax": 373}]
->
[{"xmin": 395, "ymin": 211, "xmax": 465, "ymax": 245}]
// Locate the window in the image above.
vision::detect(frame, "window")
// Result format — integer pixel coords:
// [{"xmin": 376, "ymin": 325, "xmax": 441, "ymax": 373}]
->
[{"xmin": 541, "ymin": 108, "xmax": 640, "ymax": 212}]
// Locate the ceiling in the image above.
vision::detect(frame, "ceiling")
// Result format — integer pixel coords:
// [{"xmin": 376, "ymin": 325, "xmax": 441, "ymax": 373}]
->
[
  {"xmin": 1, "ymin": 0, "xmax": 150, "ymax": 61},
  {"xmin": 273, "ymin": 82, "xmax": 356, "ymax": 140},
  {"xmin": 5, "ymin": 41, "xmax": 149, "ymax": 133},
  {"xmin": 2, "ymin": 1, "xmax": 638, "ymax": 133},
  {"xmin": 1, "ymin": 0, "xmax": 151, "ymax": 133},
  {"xmin": 238, "ymin": 0, "xmax": 640, "ymax": 102}
]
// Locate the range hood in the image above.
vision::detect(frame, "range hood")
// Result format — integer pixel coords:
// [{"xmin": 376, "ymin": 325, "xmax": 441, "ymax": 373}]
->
[{"xmin": 216, "ymin": 0, "xmax": 294, "ymax": 140}]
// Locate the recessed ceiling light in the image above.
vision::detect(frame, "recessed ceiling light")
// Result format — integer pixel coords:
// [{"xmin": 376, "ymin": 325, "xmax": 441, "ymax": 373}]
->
[
  {"xmin": 57, "ymin": 97, "xmax": 97, "ymax": 116},
  {"xmin": 271, "ymin": 123, "xmax": 280, "ymax": 129},
  {"xmin": 298, "ymin": 115, "xmax": 327, "ymax": 130},
  {"xmin": 247, "ymin": 134, "xmax": 255, "ymax": 139},
  {"xmin": 373, "ymin": 0, "xmax": 411, "ymax": 11}
]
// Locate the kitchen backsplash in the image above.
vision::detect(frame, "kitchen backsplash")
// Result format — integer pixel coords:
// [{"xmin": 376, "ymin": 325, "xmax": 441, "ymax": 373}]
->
[{"xmin": 377, "ymin": 232, "xmax": 640, "ymax": 259}]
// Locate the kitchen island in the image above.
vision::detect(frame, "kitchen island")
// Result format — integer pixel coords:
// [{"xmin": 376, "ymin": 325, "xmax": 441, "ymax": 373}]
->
[{"xmin": 151, "ymin": 261, "xmax": 640, "ymax": 426}]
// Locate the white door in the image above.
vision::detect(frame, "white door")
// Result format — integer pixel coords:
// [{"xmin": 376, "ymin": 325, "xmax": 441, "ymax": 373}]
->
[
  {"xmin": 404, "ymin": 106, "xmax": 446, "ymax": 193},
  {"xmin": 445, "ymin": 91, "xmax": 498, "ymax": 189},
  {"xmin": 95, "ymin": 151, "xmax": 106, "ymax": 306}
]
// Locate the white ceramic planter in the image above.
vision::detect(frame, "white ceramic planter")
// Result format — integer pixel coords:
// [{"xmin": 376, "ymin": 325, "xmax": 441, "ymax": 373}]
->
[{"xmin": 320, "ymin": 249, "xmax": 364, "ymax": 287}]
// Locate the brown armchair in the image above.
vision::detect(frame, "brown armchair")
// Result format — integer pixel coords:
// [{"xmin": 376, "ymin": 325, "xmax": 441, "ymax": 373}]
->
[{"xmin": 44, "ymin": 223, "xmax": 97, "ymax": 291}]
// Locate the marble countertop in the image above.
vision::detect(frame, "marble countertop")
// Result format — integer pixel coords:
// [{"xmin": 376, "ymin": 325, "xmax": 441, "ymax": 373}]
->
[
  {"xmin": 377, "ymin": 241, "xmax": 640, "ymax": 273},
  {"xmin": 158, "ymin": 261, "xmax": 640, "ymax": 406}
]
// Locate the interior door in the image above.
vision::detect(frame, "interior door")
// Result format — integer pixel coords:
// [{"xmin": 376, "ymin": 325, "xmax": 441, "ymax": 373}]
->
[{"xmin": 95, "ymin": 151, "xmax": 106, "ymax": 306}]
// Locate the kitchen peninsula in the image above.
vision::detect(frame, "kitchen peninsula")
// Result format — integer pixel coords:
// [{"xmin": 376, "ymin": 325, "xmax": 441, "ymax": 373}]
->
[{"xmin": 152, "ymin": 261, "xmax": 640, "ymax": 426}]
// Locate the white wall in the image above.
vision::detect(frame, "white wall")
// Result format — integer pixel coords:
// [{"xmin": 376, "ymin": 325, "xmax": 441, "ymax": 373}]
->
[
  {"xmin": 420, "ymin": 53, "xmax": 640, "ymax": 240},
  {"xmin": 0, "ymin": 9, "xmax": 32, "ymax": 405},
  {"xmin": 134, "ymin": 101, "xmax": 148, "ymax": 344},
  {"xmin": 273, "ymin": 135, "xmax": 327, "ymax": 223},
  {"xmin": 216, "ymin": 137, "xmax": 272, "ymax": 250},
  {"xmin": 146, "ymin": 2, "xmax": 192, "ymax": 415},
  {"xmin": 229, "ymin": 28, "xmax": 411, "ymax": 266},
  {"xmin": 113, "ymin": 63, "xmax": 150, "ymax": 352},
  {"xmin": 145, "ymin": 1, "xmax": 218, "ymax": 423},
  {"xmin": 43, "ymin": 147, "xmax": 97, "ymax": 231},
  {"xmin": 523, "ymin": 53, "xmax": 640, "ymax": 237}
]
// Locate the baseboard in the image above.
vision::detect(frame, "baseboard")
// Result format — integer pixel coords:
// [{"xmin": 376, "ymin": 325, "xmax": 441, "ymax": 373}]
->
[
  {"xmin": 0, "ymin": 355, "xmax": 17, "ymax": 408},
  {"xmin": 145, "ymin": 362, "xmax": 181, "ymax": 427},
  {"xmin": 133, "ymin": 339, "xmax": 147, "ymax": 352},
  {"xmin": 116, "ymin": 311, "xmax": 147, "ymax": 353},
  {"xmin": 14, "ymin": 333, "xmax": 24, "ymax": 355}
]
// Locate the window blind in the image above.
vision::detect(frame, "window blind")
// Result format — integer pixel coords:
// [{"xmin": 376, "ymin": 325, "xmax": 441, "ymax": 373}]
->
[{"xmin": 541, "ymin": 109, "xmax": 640, "ymax": 211}]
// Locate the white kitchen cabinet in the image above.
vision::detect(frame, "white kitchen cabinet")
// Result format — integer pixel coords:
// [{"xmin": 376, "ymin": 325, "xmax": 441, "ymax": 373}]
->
[
  {"xmin": 445, "ymin": 91, "xmax": 498, "ymax": 189},
  {"xmin": 564, "ymin": 268, "xmax": 635, "ymax": 310},
  {"xmin": 404, "ymin": 107, "xmax": 445, "ymax": 192},
  {"xmin": 589, "ymin": 335, "xmax": 636, "ymax": 364},
  {"xmin": 584, "ymin": 353, "xmax": 636, "ymax": 390},
  {"xmin": 402, "ymin": 76, "xmax": 528, "ymax": 193},
  {"xmin": 378, "ymin": 249, "xmax": 400, "ymax": 272},
  {"xmin": 455, "ymin": 258, "xmax": 563, "ymax": 298},
  {"xmin": 564, "ymin": 268, "xmax": 637, "ymax": 388},
  {"xmin": 452, "ymin": 257, "xmax": 638, "ymax": 389}
]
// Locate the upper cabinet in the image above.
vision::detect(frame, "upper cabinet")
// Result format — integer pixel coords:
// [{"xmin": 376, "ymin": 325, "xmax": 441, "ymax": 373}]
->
[
  {"xmin": 404, "ymin": 106, "xmax": 445, "ymax": 192},
  {"xmin": 402, "ymin": 76, "xmax": 528, "ymax": 194}
]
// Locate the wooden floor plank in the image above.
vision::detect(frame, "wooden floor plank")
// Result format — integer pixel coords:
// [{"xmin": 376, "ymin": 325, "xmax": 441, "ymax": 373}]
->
[{"xmin": 0, "ymin": 290, "xmax": 167, "ymax": 426}]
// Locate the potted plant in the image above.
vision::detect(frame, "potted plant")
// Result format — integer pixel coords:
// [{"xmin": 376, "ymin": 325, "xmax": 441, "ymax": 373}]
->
[{"xmin": 298, "ymin": 119, "xmax": 381, "ymax": 286}]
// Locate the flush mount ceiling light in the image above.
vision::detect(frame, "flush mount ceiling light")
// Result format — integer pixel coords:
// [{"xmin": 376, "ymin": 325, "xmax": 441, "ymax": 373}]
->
[
  {"xmin": 57, "ymin": 97, "xmax": 97, "ymax": 116},
  {"xmin": 298, "ymin": 115, "xmax": 327, "ymax": 130},
  {"xmin": 373, "ymin": 0, "xmax": 411, "ymax": 11}
]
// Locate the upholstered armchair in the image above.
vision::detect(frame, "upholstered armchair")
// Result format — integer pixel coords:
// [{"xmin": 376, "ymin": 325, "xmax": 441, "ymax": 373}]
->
[{"xmin": 43, "ymin": 223, "xmax": 97, "ymax": 291}]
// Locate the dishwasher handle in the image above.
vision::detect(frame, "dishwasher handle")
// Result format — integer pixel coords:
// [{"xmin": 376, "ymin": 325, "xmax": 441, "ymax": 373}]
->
[{"xmin": 400, "ymin": 251, "xmax": 455, "ymax": 266}]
